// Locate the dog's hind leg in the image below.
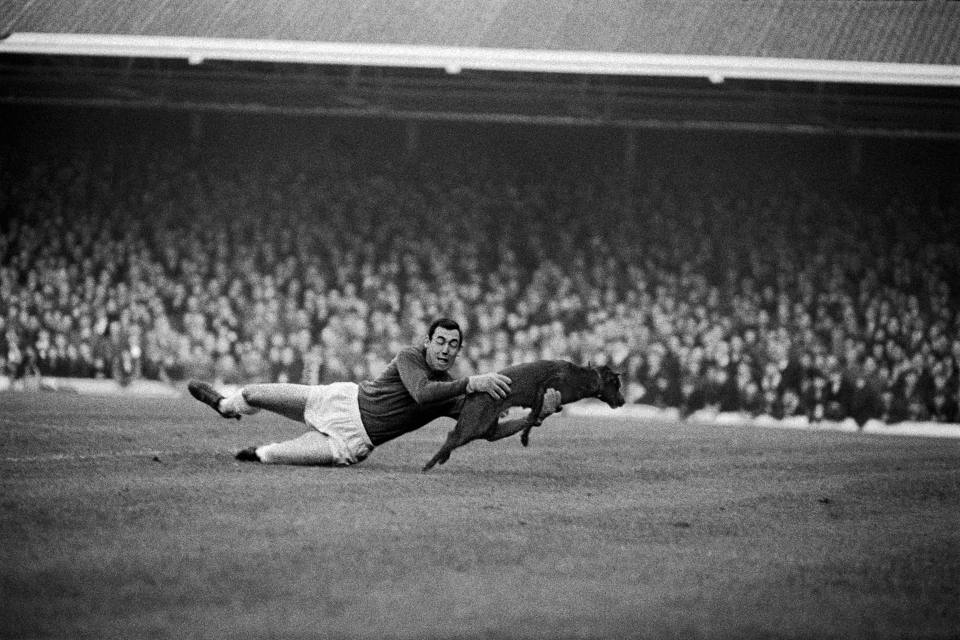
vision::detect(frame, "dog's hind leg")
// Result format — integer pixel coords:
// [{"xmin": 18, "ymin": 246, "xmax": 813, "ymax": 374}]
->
[
  {"xmin": 422, "ymin": 420, "xmax": 481, "ymax": 471},
  {"xmin": 422, "ymin": 422, "xmax": 464, "ymax": 471},
  {"xmin": 423, "ymin": 406, "xmax": 501, "ymax": 471}
]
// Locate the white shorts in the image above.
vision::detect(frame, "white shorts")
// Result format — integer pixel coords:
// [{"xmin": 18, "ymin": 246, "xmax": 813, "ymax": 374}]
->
[{"xmin": 304, "ymin": 382, "xmax": 374, "ymax": 466}]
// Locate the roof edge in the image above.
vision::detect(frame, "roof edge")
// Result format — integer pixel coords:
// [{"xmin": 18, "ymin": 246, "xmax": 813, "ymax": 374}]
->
[{"xmin": 2, "ymin": 33, "xmax": 960, "ymax": 86}]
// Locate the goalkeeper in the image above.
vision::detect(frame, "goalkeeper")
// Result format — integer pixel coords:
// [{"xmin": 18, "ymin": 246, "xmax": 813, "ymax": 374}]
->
[{"xmin": 188, "ymin": 318, "xmax": 561, "ymax": 465}]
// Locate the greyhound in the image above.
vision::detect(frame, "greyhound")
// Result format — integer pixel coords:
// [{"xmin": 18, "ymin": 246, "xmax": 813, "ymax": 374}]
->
[{"xmin": 422, "ymin": 360, "xmax": 625, "ymax": 471}]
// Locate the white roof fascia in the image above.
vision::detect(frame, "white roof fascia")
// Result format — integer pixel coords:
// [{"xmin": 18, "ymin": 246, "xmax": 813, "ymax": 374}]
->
[{"xmin": 2, "ymin": 32, "xmax": 959, "ymax": 86}]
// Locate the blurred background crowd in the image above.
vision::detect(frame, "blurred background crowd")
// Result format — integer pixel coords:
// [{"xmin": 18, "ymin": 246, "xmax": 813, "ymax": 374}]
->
[{"xmin": 2, "ymin": 115, "xmax": 959, "ymax": 425}]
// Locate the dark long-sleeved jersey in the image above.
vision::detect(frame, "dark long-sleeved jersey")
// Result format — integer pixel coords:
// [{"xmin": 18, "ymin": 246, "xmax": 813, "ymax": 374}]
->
[{"xmin": 357, "ymin": 346, "xmax": 467, "ymax": 445}]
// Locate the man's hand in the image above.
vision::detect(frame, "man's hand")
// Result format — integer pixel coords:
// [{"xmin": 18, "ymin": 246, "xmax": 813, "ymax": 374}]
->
[
  {"xmin": 539, "ymin": 388, "xmax": 562, "ymax": 419},
  {"xmin": 467, "ymin": 372, "xmax": 512, "ymax": 399}
]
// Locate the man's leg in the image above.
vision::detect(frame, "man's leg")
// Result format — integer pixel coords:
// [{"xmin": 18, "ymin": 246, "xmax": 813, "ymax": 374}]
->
[
  {"xmin": 253, "ymin": 431, "xmax": 338, "ymax": 465},
  {"xmin": 190, "ymin": 381, "xmax": 329, "ymax": 463},
  {"xmin": 190, "ymin": 381, "xmax": 311, "ymax": 422},
  {"xmin": 234, "ymin": 383, "xmax": 310, "ymax": 422},
  {"xmin": 221, "ymin": 384, "xmax": 327, "ymax": 463}
]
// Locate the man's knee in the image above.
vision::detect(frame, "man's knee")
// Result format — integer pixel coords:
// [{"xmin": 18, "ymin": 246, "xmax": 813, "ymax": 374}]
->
[
  {"xmin": 542, "ymin": 388, "xmax": 562, "ymax": 416},
  {"xmin": 240, "ymin": 384, "xmax": 267, "ymax": 405}
]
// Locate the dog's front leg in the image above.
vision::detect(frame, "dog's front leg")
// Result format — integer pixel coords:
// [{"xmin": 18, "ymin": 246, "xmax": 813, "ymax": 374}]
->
[{"xmin": 520, "ymin": 386, "xmax": 548, "ymax": 447}]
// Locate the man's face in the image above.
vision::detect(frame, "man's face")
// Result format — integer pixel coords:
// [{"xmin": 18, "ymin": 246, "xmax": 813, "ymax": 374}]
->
[{"xmin": 424, "ymin": 327, "xmax": 462, "ymax": 372}]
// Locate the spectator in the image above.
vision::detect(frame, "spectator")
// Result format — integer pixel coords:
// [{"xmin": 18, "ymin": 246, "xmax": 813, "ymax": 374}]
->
[
  {"xmin": 0, "ymin": 133, "xmax": 957, "ymax": 429},
  {"xmin": 895, "ymin": 368, "xmax": 930, "ymax": 422},
  {"xmin": 927, "ymin": 371, "xmax": 958, "ymax": 423},
  {"xmin": 847, "ymin": 367, "xmax": 881, "ymax": 428},
  {"xmin": 823, "ymin": 362, "xmax": 852, "ymax": 422}
]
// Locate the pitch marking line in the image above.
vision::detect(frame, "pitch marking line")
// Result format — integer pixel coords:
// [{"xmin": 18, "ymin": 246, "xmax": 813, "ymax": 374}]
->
[
  {"xmin": 1, "ymin": 449, "xmax": 231, "ymax": 464},
  {"xmin": 0, "ymin": 417, "xmax": 77, "ymax": 430}
]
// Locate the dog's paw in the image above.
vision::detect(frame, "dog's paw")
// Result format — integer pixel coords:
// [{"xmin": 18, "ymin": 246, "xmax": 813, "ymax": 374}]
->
[{"xmin": 422, "ymin": 452, "xmax": 448, "ymax": 471}]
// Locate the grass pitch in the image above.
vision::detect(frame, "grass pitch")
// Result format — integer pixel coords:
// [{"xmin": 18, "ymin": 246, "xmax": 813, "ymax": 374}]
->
[{"xmin": 1, "ymin": 392, "xmax": 958, "ymax": 640}]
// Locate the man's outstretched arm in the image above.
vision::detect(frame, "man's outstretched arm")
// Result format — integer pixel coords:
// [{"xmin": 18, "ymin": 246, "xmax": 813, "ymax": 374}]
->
[
  {"xmin": 396, "ymin": 350, "xmax": 510, "ymax": 403},
  {"xmin": 485, "ymin": 389, "xmax": 562, "ymax": 442}
]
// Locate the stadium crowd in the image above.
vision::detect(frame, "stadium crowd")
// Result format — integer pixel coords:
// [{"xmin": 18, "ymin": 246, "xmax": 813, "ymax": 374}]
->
[{"xmin": 2, "ymin": 133, "xmax": 959, "ymax": 425}]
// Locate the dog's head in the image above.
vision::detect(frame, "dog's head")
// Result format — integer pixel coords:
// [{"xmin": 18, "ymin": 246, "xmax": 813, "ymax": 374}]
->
[{"xmin": 593, "ymin": 365, "xmax": 626, "ymax": 409}]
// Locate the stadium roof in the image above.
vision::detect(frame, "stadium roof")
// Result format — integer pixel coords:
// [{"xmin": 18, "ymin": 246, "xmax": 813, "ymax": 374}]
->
[
  {"xmin": 2, "ymin": 1, "xmax": 960, "ymax": 85},
  {"xmin": 1, "ymin": 1, "xmax": 958, "ymax": 138}
]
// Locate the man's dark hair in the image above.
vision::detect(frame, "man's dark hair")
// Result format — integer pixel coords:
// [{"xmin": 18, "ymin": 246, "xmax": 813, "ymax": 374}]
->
[{"xmin": 427, "ymin": 318, "xmax": 463, "ymax": 343}]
